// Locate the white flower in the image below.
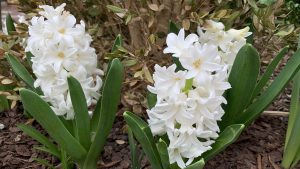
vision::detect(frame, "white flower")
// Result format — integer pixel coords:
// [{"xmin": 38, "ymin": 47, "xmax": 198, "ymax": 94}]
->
[
  {"xmin": 148, "ymin": 21, "xmax": 251, "ymax": 168},
  {"xmin": 180, "ymin": 44, "xmax": 221, "ymax": 79},
  {"xmin": 163, "ymin": 29, "xmax": 198, "ymax": 58},
  {"xmin": 26, "ymin": 4, "xmax": 102, "ymax": 119},
  {"xmin": 148, "ymin": 64, "xmax": 187, "ymax": 99}
]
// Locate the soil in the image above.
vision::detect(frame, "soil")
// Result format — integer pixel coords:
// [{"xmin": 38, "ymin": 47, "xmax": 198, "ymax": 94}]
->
[{"xmin": 1, "ymin": 105, "xmax": 300, "ymax": 169}]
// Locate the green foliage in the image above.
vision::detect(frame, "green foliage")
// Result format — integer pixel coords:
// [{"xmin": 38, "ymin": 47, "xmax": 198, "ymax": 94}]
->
[
  {"xmin": 128, "ymin": 127, "xmax": 141, "ymax": 169},
  {"xmin": 251, "ymin": 46, "xmax": 289, "ymax": 99},
  {"xmin": 221, "ymin": 44, "xmax": 260, "ymax": 129},
  {"xmin": 282, "ymin": 71, "xmax": 300, "ymax": 168},
  {"xmin": 68, "ymin": 76, "xmax": 91, "ymax": 150},
  {"xmin": 19, "ymin": 58, "xmax": 123, "ymax": 169},
  {"xmin": 18, "ymin": 124, "xmax": 60, "ymax": 158},
  {"xmin": 6, "ymin": 14, "xmax": 16, "ymax": 35},
  {"xmin": 0, "ymin": 95, "xmax": 9, "ymax": 112},
  {"xmin": 201, "ymin": 124, "xmax": 245, "ymax": 161},
  {"xmin": 124, "ymin": 111, "xmax": 163, "ymax": 169},
  {"xmin": 6, "ymin": 53, "xmax": 41, "ymax": 94},
  {"xmin": 83, "ymin": 58, "xmax": 124, "ymax": 169},
  {"xmin": 235, "ymin": 48, "xmax": 300, "ymax": 126},
  {"xmin": 20, "ymin": 89, "xmax": 87, "ymax": 162}
]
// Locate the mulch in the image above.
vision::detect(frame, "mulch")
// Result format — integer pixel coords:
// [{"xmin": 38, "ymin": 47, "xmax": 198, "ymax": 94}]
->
[{"xmin": 1, "ymin": 105, "xmax": 300, "ymax": 169}]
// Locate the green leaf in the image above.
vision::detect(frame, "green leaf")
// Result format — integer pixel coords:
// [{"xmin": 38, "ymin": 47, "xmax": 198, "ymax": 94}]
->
[
  {"xmin": 34, "ymin": 147, "xmax": 61, "ymax": 159},
  {"xmin": 124, "ymin": 111, "xmax": 163, "ymax": 169},
  {"xmin": 201, "ymin": 124, "xmax": 244, "ymax": 161},
  {"xmin": 6, "ymin": 14, "xmax": 16, "ymax": 35},
  {"xmin": 169, "ymin": 21, "xmax": 180, "ymax": 34},
  {"xmin": 6, "ymin": 53, "xmax": 40, "ymax": 94},
  {"xmin": 26, "ymin": 52, "xmax": 34, "ymax": 67},
  {"xmin": 18, "ymin": 124, "xmax": 60, "ymax": 158},
  {"xmin": 20, "ymin": 89, "xmax": 87, "ymax": 161},
  {"xmin": 32, "ymin": 158, "xmax": 55, "ymax": 169},
  {"xmin": 282, "ymin": 71, "xmax": 300, "ymax": 168},
  {"xmin": 0, "ymin": 95, "xmax": 9, "ymax": 112},
  {"xmin": 67, "ymin": 76, "xmax": 91, "ymax": 150},
  {"xmin": 128, "ymin": 127, "xmax": 140, "ymax": 169},
  {"xmin": 90, "ymin": 97, "xmax": 101, "ymax": 132},
  {"xmin": 157, "ymin": 139, "xmax": 170, "ymax": 169},
  {"xmin": 83, "ymin": 58, "xmax": 124, "ymax": 169},
  {"xmin": 184, "ymin": 159, "xmax": 205, "ymax": 169},
  {"xmin": 147, "ymin": 91, "xmax": 157, "ymax": 109},
  {"xmin": 259, "ymin": 0, "xmax": 276, "ymax": 5},
  {"xmin": 106, "ymin": 5, "xmax": 127, "ymax": 13},
  {"xmin": 252, "ymin": 46, "xmax": 289, "ymax": 100},
  {"xmin": 112, "ymin": 34, "xmax": 123, "ymax": 52},
  {"xmin": 235, "ymin": 49, "xmax": 300, "ymax": 126},
  {"xmin": 0, "ymin": 84, "xmax": 16, "ymax": 91},
  {"xmin": 221, "ymin": 44, "xmax": 260, "ymax": 129}
]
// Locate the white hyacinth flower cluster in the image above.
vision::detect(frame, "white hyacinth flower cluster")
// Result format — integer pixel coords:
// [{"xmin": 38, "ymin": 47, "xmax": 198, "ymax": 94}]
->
[
  {"xmin": 26, "ymin": 3, "xmax": 103, "ymax": 120},
  {"xmin": 147, "ymin": 20, "xmax": 251, "ymax": 168}
]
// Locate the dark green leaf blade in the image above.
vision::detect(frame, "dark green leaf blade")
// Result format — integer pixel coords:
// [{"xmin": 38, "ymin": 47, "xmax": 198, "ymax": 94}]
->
[
  {"xmin": 201, "ymin": 124, "xmax": 245, "ymax": 161},
  {"xmin": 282, "ymin": 71, "xmax": 300, "ymax": 168},
  {"xmin": 235, "ymin": 49, "xmax": 300, "ymax": 126},
  {"xmin": 67, "ymin": 76, "xmax": 91, "ymax": 150},
  {"xmin": 5, "ymin": 53, "xmax": 40, "ymax": 93},
  {"xmin": 157, "ymin": 139, "xmax": 170, "ymax": 169},
  {"xmin": 124, "ymin": 111, "xmax": 163, "ymax": 169},
  {"xmin": 169, "ymin": 21, "xmax": 180, "ymax": 34},
  {"xmin": 252, "ymin": 46, "xmax": 289, "ymax": 99},
  {"xmin": 112, "ymin": 34, "xmax": 123, "ymax": 52},
  {"xmin": 221, "ymin": 44, "xmax": 260, "ymax": 129},
  {"xmin": 20, "ymin": 89, "xmax": 87, "ymax": 161},
  {"xmin": 26, "ymin": 52, "xmax": 34, "ymax": 67},
  {"xmin": 0, "ymin": 95, "xmax": 9, "ymax": 112},
  {"xmin": 6, "ymin": 14, "xmax": 16, "ymax": 35},
  {"xmin": 147, "ymin": 91, "xmax": 157, "ymax": 109},
  {"xmin": 18, "ymin": 124, "xmax": 60, "ymax": 158},
  {"xmin": 34, "ymin": 147, "xmax": 60, "ymax": 159},
  {"xmin": 83, "ymin": 58, "xmax": 124, "ymax": 168},
  {"xmin": 128, "ymin": 127, "xmax": 140, "ymax": 169}
]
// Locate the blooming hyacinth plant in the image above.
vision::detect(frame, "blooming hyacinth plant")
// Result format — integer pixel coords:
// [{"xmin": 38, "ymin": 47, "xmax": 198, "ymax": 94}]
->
[
  {"xmin": 26, "ymin": 3, "xmax": 103, "ymax": 119},
  {"xmin": 146, "ymin": 20, "xmax": 250, "ymax": 168},
  {"xmin": 6, "ymin": 4, "xmax": 124, "ymax": 169},
  {"xmin": 124, "ymin": 20, "xmax": 300, "ymax": 169}
]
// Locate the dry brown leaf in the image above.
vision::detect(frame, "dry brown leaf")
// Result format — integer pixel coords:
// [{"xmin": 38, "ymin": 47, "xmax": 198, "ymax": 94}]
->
[{"xmin": 148, "ymin": 3, "xmax": 159, "ymax": 12}]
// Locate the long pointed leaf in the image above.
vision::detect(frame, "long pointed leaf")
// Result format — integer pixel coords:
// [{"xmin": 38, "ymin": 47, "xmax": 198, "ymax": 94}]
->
[
  {"xmin": 128, "ymin": 127, "xmax": 140, "ymax": 169},
  {"xmin": 201, "ymin": 124, "xmax": 245, "ymax": 161},
  {"xmin": 235, "ymin": 49, "xmax": 300, "ymax": 126},
  {"xmin": 68, "ymin": 76, "xmax": 91, "ymax": 150},
  {"xmin": 124, "ymin": 111, "xmax": 163, "ymax": 169},
  {"xmin": 157, "ymin": 139, "xmax": 170, "ymax": 169},
  {"xmin": 83, "ymin": 58, "xmax": 124, "ymax": 169},
  {"xmin": 285, "ymin": 71, "xmax": 300, "ymax": 150},
  {"xmin": 18, "ymin": 124, "xmax": 60, "ymax": 158},
  {"xmin": 112, "ymin": 34, "xmax": 123, "ymax": 52},
  {"xmin": 34, "ymin": 147, "xmax": 61, "ymax": 159},
  {"xmin": 252, "ymin": 46, "xmax": 289, "ymax": 99},
  {"xmin": 6, "ymin": 53, "xmax": 40, "ymax": 94},
  {"xmin": 282, "ymin": 71, "xmax": 300, "ymax": 168},
  {"xmin": 221, "ymin": 44, "xmax": 260, "ymax": 129},
  {"xmin": 20, "ymin": 89, "xmax": 87, "ymax": 161},
  {"xmin": 6, "ymin": 14, "xmax": 16, "ymax": 35}
]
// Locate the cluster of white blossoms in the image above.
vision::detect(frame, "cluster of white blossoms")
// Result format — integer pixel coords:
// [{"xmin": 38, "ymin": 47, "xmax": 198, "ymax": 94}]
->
[
  {"xmin": 25, "ymin": 3, "xmax": 103, "ymax": 119},
  {"xmin": 147, "ymin": 20, "xmax": 251, "ymax": 168}
]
